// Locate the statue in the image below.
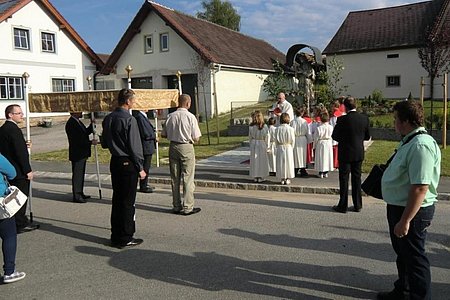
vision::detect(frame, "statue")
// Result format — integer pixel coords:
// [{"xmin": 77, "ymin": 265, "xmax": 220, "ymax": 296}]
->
[{"xmin": 295, "ymin": 55, "xmax": 315, "ymax": 106}]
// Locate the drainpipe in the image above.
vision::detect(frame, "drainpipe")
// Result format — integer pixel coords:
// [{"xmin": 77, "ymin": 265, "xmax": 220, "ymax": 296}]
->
[{"xmin": 211, "ymin": 63, "xmax": 221, "ymax": 144}]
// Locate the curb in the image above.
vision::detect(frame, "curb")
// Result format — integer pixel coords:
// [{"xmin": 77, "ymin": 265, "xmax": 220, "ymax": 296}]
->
[{"xmin": 34, "ymin": 171, "xmax": 450, "ymax": 201}]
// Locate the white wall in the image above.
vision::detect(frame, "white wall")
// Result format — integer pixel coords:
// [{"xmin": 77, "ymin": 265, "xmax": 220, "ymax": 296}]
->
[
  {"xmin": 332, "ymin": 48, "xmax": 442, "ymax": 100},
  {"xmin": 0, "ymin": 1, "xmax": 97, "ymax": 117},
  {"xmin": 213, "ymin": 67, "xmax": 269, "ymax": 115}
]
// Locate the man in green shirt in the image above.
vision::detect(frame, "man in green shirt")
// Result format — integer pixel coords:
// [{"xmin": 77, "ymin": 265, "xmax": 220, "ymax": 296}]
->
[{"xmin": 379, "ymin": 101, "xmax": 440, "ymax": 300}]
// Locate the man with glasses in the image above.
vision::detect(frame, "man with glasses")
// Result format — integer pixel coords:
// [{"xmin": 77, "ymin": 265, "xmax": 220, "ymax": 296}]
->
[{"xmin": 0, "ymin": 104, "xmax": 39, "ymax": 233}]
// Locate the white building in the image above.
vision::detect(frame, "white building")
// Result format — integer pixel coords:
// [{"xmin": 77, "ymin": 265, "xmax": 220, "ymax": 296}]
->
[
  {"xmin": 0, "ymin": 0, "xmax": 104, "ymax": 118},
  {"xmin": 98, "ymin": 1, "xmax": 285, "ymax": 117},
  {"xmin": 323, "ymin": 0, "xmax": 448, "ymax": 100}
]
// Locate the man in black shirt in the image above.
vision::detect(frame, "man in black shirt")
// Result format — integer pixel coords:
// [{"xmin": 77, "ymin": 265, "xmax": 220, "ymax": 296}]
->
[{"xmin": 102, "ymin": 89, "xmax": 146, "ymax": 249}]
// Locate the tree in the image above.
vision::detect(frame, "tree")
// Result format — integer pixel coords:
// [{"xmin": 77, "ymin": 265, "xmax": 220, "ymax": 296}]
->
[
  {"xmin": 418, "ymin": 26, "xmax": 450, "ymax": 99},
  {"xmin": 197, "ymin": 0, "xmax": 241, "ymax": 31},
  {"xmin": 261, "ymin": 61, "xmax": 290, "ymax": 100},
  {"xmin": 326, "ymin": 55, "xmax": 348, "ymax": 99}
]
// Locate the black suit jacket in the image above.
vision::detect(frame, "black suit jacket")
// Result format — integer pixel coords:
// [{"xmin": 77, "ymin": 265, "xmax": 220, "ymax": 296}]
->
[
  {"xmin": 132, "ymin": 111, "xmax": 156, "ymax": 156},
  {"xmin": 0, "ymin": 121, "xmax": 32, "ymax": 179},
  {"xmin": 65, "ymin": 117, "xmax": 93, "ymax": 162},
  {"xmin": 332, "ymin": 111, "xmax": 370, "ymax": 162}
]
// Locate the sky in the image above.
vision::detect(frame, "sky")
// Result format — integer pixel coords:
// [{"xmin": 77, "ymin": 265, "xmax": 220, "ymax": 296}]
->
[{"xmin": 50, "ymin": 0, "xmax": 426, "ymax": 55}]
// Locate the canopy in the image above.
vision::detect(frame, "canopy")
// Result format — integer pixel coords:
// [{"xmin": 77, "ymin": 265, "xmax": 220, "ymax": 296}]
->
[{"xmin": 29, "ymin": 89, "xmax": 179, "ymax": 112}]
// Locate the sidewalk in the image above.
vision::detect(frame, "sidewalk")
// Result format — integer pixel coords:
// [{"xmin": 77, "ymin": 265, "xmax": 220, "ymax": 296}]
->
[{"xmin": 32, "ymin": 146, "xmax": 450, "ymax": 201}]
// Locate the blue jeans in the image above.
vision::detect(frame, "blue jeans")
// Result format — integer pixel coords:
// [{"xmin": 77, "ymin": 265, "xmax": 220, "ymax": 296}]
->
[
  {"xmin": 387, "ymin": 204, "xmax": 435, "ymax": 300},
  {"xmin": 0, "ymin": 217, "xmax": 17, "ymax": 275}
]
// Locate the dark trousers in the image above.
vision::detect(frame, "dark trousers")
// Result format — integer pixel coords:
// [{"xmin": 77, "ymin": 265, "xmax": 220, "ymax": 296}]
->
[
  {"xmin": 139, "ymin": 154, "xmax": 152, "ymax": 190},
  {"xmin": 10, "ymin": 177, "xmax": 30, "ymax": 229},
  {"xmin": 0, "ymin": 217, "xmax": 17, "ymax": 275},
  {"xmin": 71, "ymin": 158, "xmax": 87, "ymax": 200},
  {"xmin": 337, "ymin": 160, "xmax": 362, "ymax": 210},
  {"xmin": 387, "ymin": 204, "xmax": 434, "ymax": 300},
  {"xmin": 110, "ymin": 156, "xmax": 138, "ymax": 244}
]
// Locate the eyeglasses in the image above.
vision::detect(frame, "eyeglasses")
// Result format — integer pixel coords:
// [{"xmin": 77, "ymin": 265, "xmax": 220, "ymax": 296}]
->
[{"xmin": 11, "ymin": 112, "xmax": 23, "ymax": 115}]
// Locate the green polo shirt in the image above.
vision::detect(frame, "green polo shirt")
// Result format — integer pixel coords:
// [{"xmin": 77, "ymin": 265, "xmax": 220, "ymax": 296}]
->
[{"xmin": 381, "ymin": 127, "xmax": 441, "ymax": 207}]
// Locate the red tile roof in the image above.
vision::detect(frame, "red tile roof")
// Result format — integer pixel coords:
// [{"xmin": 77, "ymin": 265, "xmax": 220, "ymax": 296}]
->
[
  {"xmin": 102, "ymin": 1, "xmax": 285, "ymax": 74},
  {"xmin": 323, "ymin": 0, "xmax": 447, "ymax": 54},
  {"xmin": 0, "ymin": 0, "xmax": 104, "ymax": 69}
]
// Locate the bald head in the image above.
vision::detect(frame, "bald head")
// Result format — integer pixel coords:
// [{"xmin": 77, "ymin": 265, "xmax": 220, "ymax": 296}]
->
[
  {"xmin": 277, "ymin": 92, "xmax": 285, "ymax": 102},
  {"xmin": 179, "ymin": 94, "xmax": 191, "ymax": 109}
]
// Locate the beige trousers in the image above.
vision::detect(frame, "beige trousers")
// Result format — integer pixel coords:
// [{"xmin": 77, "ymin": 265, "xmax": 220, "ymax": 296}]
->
[{"xmin": 169, "ymin": 143, "xmax": 196, "ymax": 212}]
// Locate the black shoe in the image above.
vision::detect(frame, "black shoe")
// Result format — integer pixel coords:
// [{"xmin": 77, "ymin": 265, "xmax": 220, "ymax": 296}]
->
[
  {"xmin": 172, "ymin": 209, "xmax": 183, "ymax": 214},
  {"xmin": 377, "ymin": 289, "xmax": 407, "ymax": 300},
  {"xmin": 269, "ymin": 172, "xmax": 276, "ymax": 176},
  {"xmin": 17, "ymin": 224, "xmax": 40, "ymax": 234},
  {"xmin": 332, "ymin": 205, "xmax": 347, "ymax": 214},
  {"xmin": 112, "ymin": 238, "xmax": 144, "ymax": 249},
  {"xmin": 353, "ymin": 207, "xmax": 362, "ymax": 212},
  {"xmin": 139, "ymin": 187, "xmax": 154, "ymax": 193},
  {"xmin": 81, "ymin": 194, "xmax": 91, "ymax": 200},
  {"xmin": 73, "ymin": 198, "xmax": 87, "ymax": 203},
  {"xmin": 181, "ymin": 207, "xmax": 201, "ymax": 216}
]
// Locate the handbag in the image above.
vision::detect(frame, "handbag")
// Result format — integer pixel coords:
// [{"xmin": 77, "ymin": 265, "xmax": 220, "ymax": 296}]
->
[
  {"xmin": 362, "ymin": 130, "xmax": 426, "ymax": 199},
  {"xmin": 0, "ymin": 182, "xmax": 28, "ymax": 220}
]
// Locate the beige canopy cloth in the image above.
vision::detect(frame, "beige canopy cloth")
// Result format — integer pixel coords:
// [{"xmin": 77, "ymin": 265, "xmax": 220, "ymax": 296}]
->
[{"xmin": 28, "ymin": 89, "xmax": 179, "ymax": 112}]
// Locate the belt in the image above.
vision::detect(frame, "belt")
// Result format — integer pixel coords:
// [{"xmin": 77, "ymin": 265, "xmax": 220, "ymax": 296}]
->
[
  {"xmin": 276, "ymin": 143, "xmax": 292, "ymax": 146},
  {"xmin": 170, "ymin": 141, "xmax": 192, "ymax": 144}
]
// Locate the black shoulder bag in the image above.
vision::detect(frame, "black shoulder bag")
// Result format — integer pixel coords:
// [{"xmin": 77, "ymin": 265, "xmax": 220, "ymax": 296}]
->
[{"xmin": 361, "ymin": 131, "xmax": 426, "ymax": 199}]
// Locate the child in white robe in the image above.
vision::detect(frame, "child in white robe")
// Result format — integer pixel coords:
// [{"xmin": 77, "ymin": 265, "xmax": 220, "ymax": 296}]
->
[
  {"xmin": 291, "ymin": 107, "xmax": 310, "ymax": 177},
  {"xmin": 275, "ymin": 113, "xmax": 295, "ymax": 185},
  {"xmin": 313, "ymin": 112, "xmax": 334, "ymax": 178},
  {"xmin": 249, "ymin": 111, "xmax": 269, "ymax": 183},
  {"xmin": 267, "ymin": 117, "xmax": 277, "ymax": 176}
]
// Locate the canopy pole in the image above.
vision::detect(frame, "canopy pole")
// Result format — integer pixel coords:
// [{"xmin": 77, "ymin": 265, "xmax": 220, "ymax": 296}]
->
[
  {"xmin": 87, "ymin": 76, "xmax": 102, "ymax": 199},
  {"xmin": 22, "ymin": 72, "xmax": 35, "ymax": 223}
]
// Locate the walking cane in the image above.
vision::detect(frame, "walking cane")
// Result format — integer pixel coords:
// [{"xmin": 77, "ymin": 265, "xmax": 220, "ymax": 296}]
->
[
  {"xmin": 22, "ymin": 72, "xmax": 35, "ymax": 223},
  {"xmin": 87, "ymin": 76, "xmax": 102, "ymax": 199}
]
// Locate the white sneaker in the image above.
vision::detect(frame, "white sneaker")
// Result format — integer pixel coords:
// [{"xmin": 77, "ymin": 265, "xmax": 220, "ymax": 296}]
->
[
  {"xmin": 285, "ymin": 179, "xmax": 291, "ymax": 185},
  {"xmin": 281, "ymin": 180, "xmax": 285, "ymax": 185},
  {"xmin": 320, "ymin": 173, "xmax": 324, "ymax": 178},
  {"xmin": 324, "ymin": 173, "xmax": 328, "ymax": 178},
  {"xmin": 3, "ymin": 271, "xmax": 26, "ymax": 283}
]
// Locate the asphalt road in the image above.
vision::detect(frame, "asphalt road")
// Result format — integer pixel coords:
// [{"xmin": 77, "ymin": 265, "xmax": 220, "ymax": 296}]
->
[{"xmin": 3, "ymin": 179, "xmax": 450, "ymax": 299}]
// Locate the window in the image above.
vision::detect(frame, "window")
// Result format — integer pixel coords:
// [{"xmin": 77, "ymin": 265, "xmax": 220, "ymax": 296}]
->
[
  {"xmin": 52, "ymin": 78, "xmax": 75, "ymax": 92},
  {"xmin": 386, "ymin": 76, "xmax": 400, "ymax": 87},
  {"xmin": 41, "ymin": 32, "xmax": 56, "ymax": 53},
  {"xmin": 96, "ymin": 79, "xmax": 115, "ymax": 90},
  {"xmin": 387, "ymin": 53, "xmax": 399, "ymax": 59},
  {"xmin": 144, "ymin": 35, "xmax": 153, "ymax": 53},
  {"xmin": 13, "ymin": 28, "xmax": 30, "ymax": 50},
  {"xmin": 160, "ymin": 33, "xmax": 169, "ymax": 52},
  {"xmin": 0, "ymin": 76, "xmax": 23, "ymax": 100}
]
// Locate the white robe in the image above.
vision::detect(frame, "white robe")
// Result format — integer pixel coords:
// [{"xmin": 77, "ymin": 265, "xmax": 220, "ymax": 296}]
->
[
  {"xmin": 249, "ymin": 124, "xmax": 269, "ymax": 179},
  {"xmin": 290, "ymin": 116, "xmax": 309, "ymax": 168},
  {"xmin": 267, "ymin": 125, "xmax": 277, "ymax": 172},
  {"xmin": 275, "ymin": 124, "xmax": 295, "ymax": 180},
  {"xmin": 313, "ymin": 122, "xmax": 334, "ymax": 172}
]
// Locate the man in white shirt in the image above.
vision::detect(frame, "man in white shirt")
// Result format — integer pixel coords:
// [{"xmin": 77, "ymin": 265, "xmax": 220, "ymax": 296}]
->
[{"xmin": 163, "ymin": 94, "xmax": 202, "ymax": 216}]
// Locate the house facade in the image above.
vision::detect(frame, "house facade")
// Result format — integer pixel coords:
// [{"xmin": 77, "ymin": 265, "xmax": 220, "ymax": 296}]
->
[
  {"xmin": 0, "ymin": 0, "xmax": 103, "ymax": 118},
  {"xmin": 99, "ymin": 1, "xmax": 285, "ymax": 117},
  {"xmin": 323, "ymin": 0, "xmax": 448, "ymax": 100}
]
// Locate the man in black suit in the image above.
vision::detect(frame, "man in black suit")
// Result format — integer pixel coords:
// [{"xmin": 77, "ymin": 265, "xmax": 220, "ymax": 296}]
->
[
  {"xmin": 0, "ymin": 104, "xmax": 39, "ymax": 233},
  {"xmin": 331, "ymin": 97, "xmax": 370, "ymax": 213},
  {"xmin": 65, "ymin": 112, "xmax": 94, "ymax": 203},
  {"xmin": 132, "ymin": 110, "xmax": 156, "ymax": 193}
]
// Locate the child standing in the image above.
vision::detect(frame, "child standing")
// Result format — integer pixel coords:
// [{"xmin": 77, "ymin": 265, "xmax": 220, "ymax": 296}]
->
[
  {"xmin": 291, "ymin": 107, "xmax": 310, "ymax": 177},
  {"xmin": 249, "ymin": 111, "xmax": 269, "ymax": 183},
  {"xmin": 313, "ymin": 112, "xmax": 334, "ymax": 178},
  {"xmin": 267, "ymin": 117, "xmax": 277, "ymax": 176},
  {"xmin": 275, "ymin": 113, "xmax": 295, "ymax": 185}
]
